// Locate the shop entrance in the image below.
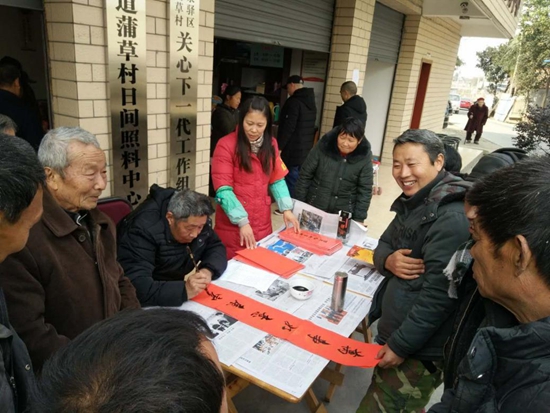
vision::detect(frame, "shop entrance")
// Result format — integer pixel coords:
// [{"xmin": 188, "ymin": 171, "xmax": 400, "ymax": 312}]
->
[{"xmin": 0, "ymin": 0, "xmax": 51, "ymax": 135}]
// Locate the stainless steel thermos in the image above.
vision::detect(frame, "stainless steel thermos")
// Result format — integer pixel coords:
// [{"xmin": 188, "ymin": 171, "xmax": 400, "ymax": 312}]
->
[{"xmin": 331, "ymin": 271, "xmax": 348, "ymax": 312}]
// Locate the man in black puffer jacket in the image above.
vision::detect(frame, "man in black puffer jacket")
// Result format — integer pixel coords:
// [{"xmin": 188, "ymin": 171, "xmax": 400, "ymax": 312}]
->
[
  {"xmin": 333, "ymin": 81, "xmax": 367, "ymax": 128},
  {"xmin": 430, "ymin": 157, "xmax": 550, "ymax": 413},
  {"xmin": 117, "ymin": 185, "xmax": 227, "ymax": 307},
  {"xmin": 277, "ymin": 75, "xmax": 317, "ymax": 197},
  {"xmin": 357, "ymin": 130, "xmax": 471, "ymax": 413}
]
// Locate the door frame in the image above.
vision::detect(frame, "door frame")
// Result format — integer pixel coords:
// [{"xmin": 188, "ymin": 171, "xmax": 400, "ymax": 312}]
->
[{"xmin": 410, "ymin": 61, "xmax": 432, "ymax": 129}]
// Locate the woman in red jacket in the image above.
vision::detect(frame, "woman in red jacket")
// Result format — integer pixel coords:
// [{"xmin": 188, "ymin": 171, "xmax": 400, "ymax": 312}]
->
[{"xmin": 212, "ymin": 96, "xmax": 300, "ymax": 258}]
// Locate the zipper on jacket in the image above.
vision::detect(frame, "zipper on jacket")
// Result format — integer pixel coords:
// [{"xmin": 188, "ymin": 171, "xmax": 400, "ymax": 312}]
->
[{"xmin": 445, "ymin": 286, "xmax": 478, "ymax": 387}]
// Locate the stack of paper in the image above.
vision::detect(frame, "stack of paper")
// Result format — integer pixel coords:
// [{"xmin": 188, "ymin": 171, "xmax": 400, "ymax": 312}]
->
[
  {"xmin": 278, "ymin": 228, "xmax": 343, "ymax": 256},
  {"xmin": 235, "ymin": 247, "xmax": 305, "ymax": 278}
]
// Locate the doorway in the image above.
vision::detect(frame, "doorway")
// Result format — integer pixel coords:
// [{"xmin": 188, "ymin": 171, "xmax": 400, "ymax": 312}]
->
[
  {"xmin": 410, "ymin": 62, "xmax": 432, "ymax": 129},
  {"xmin": 0, "ymin": 1, "xmax": 51, "ymax": 132}
]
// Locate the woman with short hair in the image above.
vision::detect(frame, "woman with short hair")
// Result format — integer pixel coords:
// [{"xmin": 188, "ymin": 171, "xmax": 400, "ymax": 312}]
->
[{"xmin": 294, "ymin": 117, "xmax": 373, "ymax": 223}]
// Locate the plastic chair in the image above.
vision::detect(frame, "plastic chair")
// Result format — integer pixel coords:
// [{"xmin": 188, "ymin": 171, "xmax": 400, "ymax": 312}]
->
[{"xmin": 97, "ymin": 197, "xmax": 133, "ymax": 226}]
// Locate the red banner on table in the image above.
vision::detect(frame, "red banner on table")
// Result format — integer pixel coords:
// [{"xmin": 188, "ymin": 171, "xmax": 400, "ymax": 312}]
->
[
  {"xmin": 194, "ymin": 284, "xmax": 382, "ymax": 367},
  {"xmin": 278, "ymin": 228, "xmax": 343, "ymax": 255},
  {"xmin": 235, "ymin": 247, "xmax": 304, "ymax": 278}
]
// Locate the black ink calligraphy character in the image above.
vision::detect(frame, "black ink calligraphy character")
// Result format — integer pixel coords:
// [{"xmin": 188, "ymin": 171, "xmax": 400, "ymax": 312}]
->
[
  {"xmin": 122, "ymin": 170, "xmax": 141, "ymax": 189},
  {"xmin": 121, "ymin": 88, "xmax": 137, "ymax": 106},
  {"xmin": 120, "ymin": 130, "xmax": 140, "ymax": 149},
  {"xmin": 117, "ymin": 15, "xmax": 138, "ymax": 38},
  {"xmin": 116, "ymin": 0, "xmax": 137, "ymax": 14},
  {"xmin": 282, "ymin": 321, "xmax": 297, "ymax": 332},
  {"xmin": 175, "ymin": 14, "xmax": 183, "ymax": 26},
  {"xmin": 227, "ymin": 300, "xmax": 244, "ymax": 309},
  {"xmin": 338, "ymin": 345, "xmax": 364, "ymax": 357},
  {"xmin": 118, "ymin": 63, "xmax": 138, "ymax": 85},
  {"xmin": 120, "ymin": 109, "xmax": 139, "ymax": 128},
  {"xmin": 187, "ymin": 4, "xmax": 195, "ymax": 15},
  {"xmin": 118, "ymin": 40, "xmax": 138, "ymax": 61},
  {"xmin": 176, "ymin": 176, "xmax": 189, "ymax": 190},
  {"xmin": 127, "ymin": 191, "xmax": 142, "ymax": 206},
  {"xmin": 176, "ymin": 32, "xmax": 193, "ymax": 53},
  {"xmin": 186, "ymin": 17, "xmax": 195, "ymax": 28},
  {"xmin": 176, "ymin": 157, "xmax": 191, "ymax": 175},
  {"xmin": 177, "ymin": 77, "xmax": 191, "ymax": 96},
  {"xmin": 251, "ymin": 311, "xmax": 273, "ymax": 321},
  {"xmin": 176, "ymin": 117, "xmax": 191, "ymax": 137},
  {"xmin": 308, "ymin": 334, "xmax": 330, "ymax": 345},
  {"xmin": 121, "ymin": 149, "xmax": 141, "ymax": 169},
  {"xmin": 205, "ymin": 288, "xmax": 222, "ymax": 301},
  {"xmin": 175, "ymin": 1, "xmax": 184, "ymax": 13},
  {"xmin": 176, "ymin": 56, "xmax": 192, "ymax": 73}
]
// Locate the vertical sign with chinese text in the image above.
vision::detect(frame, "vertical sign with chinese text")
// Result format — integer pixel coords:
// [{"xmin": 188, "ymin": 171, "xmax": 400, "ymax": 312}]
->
[
  {"xmin": 169, "ymin": 0, "xmax": 200, "ymax": 190},
  {"xmin": 106, "ymin": 0, "xmax": 149, "ymax": 206}
]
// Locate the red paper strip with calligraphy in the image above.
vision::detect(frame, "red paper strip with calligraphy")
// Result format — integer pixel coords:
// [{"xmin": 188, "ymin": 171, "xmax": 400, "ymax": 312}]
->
[{"xmin": 193, "ymin": 284, "xmax": 382, "ymax": 367}]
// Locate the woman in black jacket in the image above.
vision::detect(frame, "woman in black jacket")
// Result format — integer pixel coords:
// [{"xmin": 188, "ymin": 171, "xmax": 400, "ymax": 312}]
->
[
  {"xmin": 210, "ymin": 85, "xmax": 241, "ymax": 157},
  {"xmin": 294, "ymin": 117, "xmax": 373, "ymax": 223}
]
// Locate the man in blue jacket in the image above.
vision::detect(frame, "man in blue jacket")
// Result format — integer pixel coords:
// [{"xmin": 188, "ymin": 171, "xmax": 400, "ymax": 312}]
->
[{"xmin": 357, "ymin": 130, "xmax": 470, "ymax": 412}]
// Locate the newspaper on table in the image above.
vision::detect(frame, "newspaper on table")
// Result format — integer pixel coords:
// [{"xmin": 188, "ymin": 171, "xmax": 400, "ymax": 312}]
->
[
  {"xmin": 290, "ymin": 200, "xmax": 367, "ymax": 245},
  {"xmin": 179, "ymin": 300, "xmax": 266, "ymax": 366},
  {"xmin": 232, "ymin": 280, "xmax": 372, "ymax": 398}
]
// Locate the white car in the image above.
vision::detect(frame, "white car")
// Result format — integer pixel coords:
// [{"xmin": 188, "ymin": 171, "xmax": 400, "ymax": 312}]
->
[{"xmin": 449, "ymin": 94, "xmax": 460, "ymax": 114}]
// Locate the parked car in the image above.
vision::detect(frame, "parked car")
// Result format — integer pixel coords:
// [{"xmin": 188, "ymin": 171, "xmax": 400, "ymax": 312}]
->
[
  {"xmin": 460, "ymin": 98, "xmax": 472, "ymax": 109},
  {"xmin": 449, "ymin": 93, "xmax": 460, "ymax": 114}
]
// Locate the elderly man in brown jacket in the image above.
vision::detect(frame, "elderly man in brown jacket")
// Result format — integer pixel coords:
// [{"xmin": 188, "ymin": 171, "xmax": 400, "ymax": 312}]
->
[{"xmin": 0, "ymin": 127, "xmax": 140, "ymax": 371}]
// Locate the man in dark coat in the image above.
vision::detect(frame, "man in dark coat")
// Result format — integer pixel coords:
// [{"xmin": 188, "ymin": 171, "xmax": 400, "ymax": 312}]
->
[
  {"xmin": 0, "ymin": 135, "xmax": 44, "ymax": 412},
  {"xmin": 464, "ymin": 97, "xmax": 489, "ymax": 144},
  {"xmin": 117, "ymin": 184, "xmax": 227, "ymax": 307},
  {"xmin": 277, "ymin": 75, "xmax": 317, "ymax": 197},
  {"xmin": 357, "ymin": 129, "xmax": 471, "ymax": 413},
  {"xmin": 430, "ymin": 156, "xmax": 550, "ymax": 412},
  {"xmin": 333, "ymin": 81, "xmax": 367, "ymax": 128},
  {"xmin": 0, "ymin": 63, "xmax": 43, "ymax": 150},
  {"xmin": 0, "ymin": 127, "xmax": 140, "ymax": 371}
]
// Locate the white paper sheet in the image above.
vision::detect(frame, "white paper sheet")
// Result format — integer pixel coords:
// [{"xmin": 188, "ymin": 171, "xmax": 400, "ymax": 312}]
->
[{"xmin": 218, "ymin": 260, "xmax": 279, "ymax": 291}]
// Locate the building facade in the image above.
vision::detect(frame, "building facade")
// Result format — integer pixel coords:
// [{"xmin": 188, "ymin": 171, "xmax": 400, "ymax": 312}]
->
[{"xmin": 0, "ymin": 0, "xmax": 521, "ymax": 200}]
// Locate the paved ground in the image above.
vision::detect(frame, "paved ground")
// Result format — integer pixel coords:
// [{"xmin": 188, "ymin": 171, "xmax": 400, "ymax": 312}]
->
[{"xmin": 444, "ymin": 110, "xmax": 518, "ymax": 153}]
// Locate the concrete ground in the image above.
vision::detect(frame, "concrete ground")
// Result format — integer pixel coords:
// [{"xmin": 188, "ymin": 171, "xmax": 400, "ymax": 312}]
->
[{"xmin": 231, "ymin": 115, "xmax": 516, "ymax": 412}]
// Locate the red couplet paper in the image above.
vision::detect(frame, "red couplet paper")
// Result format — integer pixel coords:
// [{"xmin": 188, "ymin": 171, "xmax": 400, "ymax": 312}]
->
[
  {"xmin": 194, "ymin": 284, "xmax": 382, "ymax": 368},
  {"xmin": 278, "ymin": 228, "xmax": 343, "ymax": 256},
  {"xmin": 235, "ymin": 247, "xmax": 305, "ymax": 278}
]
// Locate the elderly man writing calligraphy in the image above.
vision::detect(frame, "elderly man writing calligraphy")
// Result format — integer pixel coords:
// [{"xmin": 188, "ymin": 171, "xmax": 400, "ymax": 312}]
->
[
  {"xmin": 117, "ymin": 185, "xmax": 227, "ymax": 307},
  {"xmin": 0, "ymin": 127, "xmax": 140, "ymax": 371}
]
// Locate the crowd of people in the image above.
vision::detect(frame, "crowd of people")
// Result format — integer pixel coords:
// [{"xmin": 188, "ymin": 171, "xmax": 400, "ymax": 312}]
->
[{"xmin": 0, "ymin": 68, "xmax": 549, "ymax": 413}]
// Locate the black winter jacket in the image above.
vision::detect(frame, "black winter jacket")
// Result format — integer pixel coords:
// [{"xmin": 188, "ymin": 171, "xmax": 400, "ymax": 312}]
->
[
  {"xmin": 277, "ymin": 88, "xmax": 317, "ymax": 167},
  {"xmin": 0, "ymin": 290, "xmax": 34, "ymax": 412},
  {"xmin": 0, "ymin": 90, "xmax": 43, "ymax": 151},
  {"xmin": 333, "ymin": 95, "xmax": 367, "ymax": 128},
  {"xmin": 117, "ymin": 185, "xmax": 227, "ymax": 307},
  {"xmin": 210, "ymin": 104, "xmax": 239, "ymax": 157},
  {"xmin": 294, "ymin": 127, "xmax": 373, "ymax": 222},
  {"xmin": 430, "ymin": 316, "xmax": 550, "ymax": 413},
  {"xmin": 369, "ymin": 173, "xmax": 471, "ymax": 360}
]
